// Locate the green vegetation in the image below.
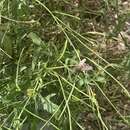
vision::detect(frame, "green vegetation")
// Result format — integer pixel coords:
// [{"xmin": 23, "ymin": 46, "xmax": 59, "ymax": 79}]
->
[{"xmin": 0, "ymin": 0, "xmax": 130, "ymax": 130}]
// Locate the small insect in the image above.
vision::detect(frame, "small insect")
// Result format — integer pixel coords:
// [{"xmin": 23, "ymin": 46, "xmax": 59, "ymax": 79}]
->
[
  {"xmin": 73, "ymin": 0, "xmax": 80, "ymax": 7},
  {"xmin": 74, "ymin": 59, "xmax": 93, "ymax": 72}
]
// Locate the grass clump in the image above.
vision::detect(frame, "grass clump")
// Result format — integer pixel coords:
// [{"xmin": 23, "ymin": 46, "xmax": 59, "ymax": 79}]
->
[{"xmin": 0, "ymin": 0, "xmax": 130, "ymax": 130}]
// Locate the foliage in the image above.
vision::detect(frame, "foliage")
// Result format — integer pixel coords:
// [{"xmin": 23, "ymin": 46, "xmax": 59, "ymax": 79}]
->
[{"xmin": 0, "ymin": 0, "xmax": 130, "ymax": 130}]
